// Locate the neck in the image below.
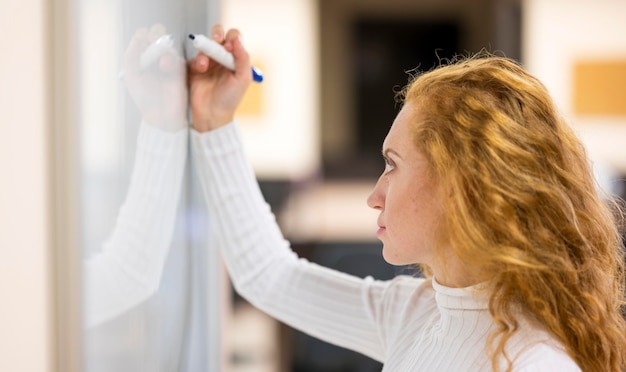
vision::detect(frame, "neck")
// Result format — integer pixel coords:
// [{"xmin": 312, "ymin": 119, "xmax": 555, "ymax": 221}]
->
[
  {"xmin": 432, "ymin": 274, "xmax": 477, "ymax": 288},
  {"xmin": 428, "ymin": 252, "xmax": 479, "ymax": 288}
]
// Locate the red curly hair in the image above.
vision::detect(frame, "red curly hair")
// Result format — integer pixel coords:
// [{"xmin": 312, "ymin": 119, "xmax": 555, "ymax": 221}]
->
[{"xmin": 399, "ymin": 54, "xmax": 626, "ymax": 371}]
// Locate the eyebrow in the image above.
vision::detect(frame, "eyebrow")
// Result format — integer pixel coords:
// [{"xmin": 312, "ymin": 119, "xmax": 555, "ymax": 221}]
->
[{"xmin": 382, "ymin": 148, "xmax": 402, "ymax": 160}]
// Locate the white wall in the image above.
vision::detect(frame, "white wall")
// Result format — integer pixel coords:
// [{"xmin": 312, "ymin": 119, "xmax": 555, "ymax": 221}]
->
[
  {"xmin": 221, "ymin": 0, "xmax": 320, "ymax": 180},
  {"xmin": 523, "ymin": 0, "xmax": 626, "ymax": 179},
  {"xmin": 0, "ymin": 0, "xmax": 53, "ymax": 371}
]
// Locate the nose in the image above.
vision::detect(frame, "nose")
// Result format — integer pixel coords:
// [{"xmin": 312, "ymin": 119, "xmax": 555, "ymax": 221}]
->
[{"xmin": 367, "ymin": 177, "xmax": 384, "ymax": 210}]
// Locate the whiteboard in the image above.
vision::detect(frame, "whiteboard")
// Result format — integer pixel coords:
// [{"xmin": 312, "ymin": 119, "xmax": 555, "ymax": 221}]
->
[{"xmin": 74, "ymin": 0, "xmax": 221, "ymax": 371}]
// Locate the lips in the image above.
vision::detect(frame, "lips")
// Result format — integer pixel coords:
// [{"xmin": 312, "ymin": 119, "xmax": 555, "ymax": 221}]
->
[
  {"xmin": 376, "ymin": 220, "xmax": 386, "ymax": 236},
  {"xmin": 375, "ymin": 215, "xmax": 386, "ymax": 236}
]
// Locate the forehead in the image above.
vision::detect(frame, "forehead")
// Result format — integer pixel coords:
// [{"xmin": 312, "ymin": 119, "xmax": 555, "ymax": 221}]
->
[{"xmin": 382, "ymin": 103, "xmax": 416, "ymax": 151}]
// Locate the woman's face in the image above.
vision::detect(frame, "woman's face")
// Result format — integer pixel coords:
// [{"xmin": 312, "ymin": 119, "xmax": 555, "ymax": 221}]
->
[{"xmin": 367, "ymin": 102, "xmax": 443, "ymax": 266}]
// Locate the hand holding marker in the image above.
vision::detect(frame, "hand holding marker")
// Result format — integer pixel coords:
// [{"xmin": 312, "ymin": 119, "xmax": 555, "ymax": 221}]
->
[
  {"xmin": 140, "ymin": 34, "xmax": 175, "ymax": 70},
  {"xmin": 189, "ymin": 34, "xmax": 263, "ymax": 83}
]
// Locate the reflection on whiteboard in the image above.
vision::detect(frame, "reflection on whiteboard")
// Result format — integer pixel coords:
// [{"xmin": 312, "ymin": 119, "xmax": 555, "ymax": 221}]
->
[{"xmin": 83, "ymin": 25, "xmax": 188, "ymax": 329}]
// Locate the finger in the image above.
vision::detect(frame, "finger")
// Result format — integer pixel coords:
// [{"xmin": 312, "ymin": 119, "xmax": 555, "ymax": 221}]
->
[
  {"xmin": 133, "ymin": 27, "xmax": 149, "ymax": 48},
  {"xmin": 127, "ymin": 28, "xmax": 149, "ymax": 56},
  {"xmin": 196, "ymin": 53, "xmax": 210, "ymax": 72},
  {"xmin": 223, "ymin": 28, "xmax": 242, "ymax": 51},
  {"xmin": 124, "ymin": 27, "xmax": 149, "ymax": 72},
  {"xmin": 211, "ymin": 24, "xmax": 225, "ymax": 43},
  {"xmin": 159, "ymin": 49, "xmax": 184, "ymax": 74},
  {"xmin": 159, "ymin": 53, "xmax": 174, "ymax": 73},
  {"xmin": 188, "ymin": 53, "xmax": 210, "ymax": 73},
  {"xmin": 231, "ymin": 36, "xmax": 251, "ymax": 81},
  {"xmin": 148, "ymin": 23, "xmax": 166, "ymax": 43}
]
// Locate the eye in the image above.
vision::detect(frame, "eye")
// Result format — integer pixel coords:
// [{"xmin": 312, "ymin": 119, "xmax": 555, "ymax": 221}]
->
[{"xmin": 383, "ymin": 157, "xmax": 395, "ymax": 174}]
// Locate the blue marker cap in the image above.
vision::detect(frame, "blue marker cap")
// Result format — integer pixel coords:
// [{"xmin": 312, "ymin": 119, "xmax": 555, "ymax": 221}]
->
[{"xmin": 251, "ymin": 66, "xmax": 264, "ymax": 83}]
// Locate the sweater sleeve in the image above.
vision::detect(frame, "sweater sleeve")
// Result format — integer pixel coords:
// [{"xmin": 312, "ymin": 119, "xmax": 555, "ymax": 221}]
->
[
  {"xmin": 191, "ymin": 122, "xmax": 397, "ymax": 362},
  {"xmin": 83, "ymin": 122, "xmax": 188, "ymax": 329}
]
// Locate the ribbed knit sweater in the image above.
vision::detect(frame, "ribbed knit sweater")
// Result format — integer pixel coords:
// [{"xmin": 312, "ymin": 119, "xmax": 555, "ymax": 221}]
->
[
  {"xmin": 83, "ymin": 123, "xmax": 187, "ymax": 328},
  {"xmin": 191, "ymin": 122, "xmax": 581, "ymax": 371}
]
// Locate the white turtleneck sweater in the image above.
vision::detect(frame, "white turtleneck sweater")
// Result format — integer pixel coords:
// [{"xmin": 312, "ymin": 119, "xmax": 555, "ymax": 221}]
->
[{"xmin": 191, "ymin": 122, "xmax": 581, "ymax": 371}]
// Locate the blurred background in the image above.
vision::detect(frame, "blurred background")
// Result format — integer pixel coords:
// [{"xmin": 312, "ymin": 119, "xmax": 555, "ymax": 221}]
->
[{"xmin": 1, "ymin": 0, "xmax": 625, "ymax": 371}]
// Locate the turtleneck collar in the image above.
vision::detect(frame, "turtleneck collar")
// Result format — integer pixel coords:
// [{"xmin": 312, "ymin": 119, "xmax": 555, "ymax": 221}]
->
[{"xmin": 431, "ymin": 277, "xmax": 490, "ymax": 311}]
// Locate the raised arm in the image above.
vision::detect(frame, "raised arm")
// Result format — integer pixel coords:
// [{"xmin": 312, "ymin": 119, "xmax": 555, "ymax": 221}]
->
[
  {"xmin": 83, "ymin": 123, "xmax": 187, "ymax": 328},
  {"xmin": 187, "ymin": 24, "xmax": 416, "ymax": 361},
  {"xmin": 83, "ymin": 25, "xmax": 188, "ymax": 328}
]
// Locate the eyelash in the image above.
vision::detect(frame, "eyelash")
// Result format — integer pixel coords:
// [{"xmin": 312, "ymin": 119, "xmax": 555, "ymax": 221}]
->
[{"xmin": 384, "ymin": 158, "xmax": 395, "ymax": 174}]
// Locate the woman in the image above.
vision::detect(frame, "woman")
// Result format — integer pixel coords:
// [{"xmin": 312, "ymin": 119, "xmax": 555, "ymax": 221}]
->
[{"xmin": 188, "ymin": 25, "xmax": 626, "ymax": 371}]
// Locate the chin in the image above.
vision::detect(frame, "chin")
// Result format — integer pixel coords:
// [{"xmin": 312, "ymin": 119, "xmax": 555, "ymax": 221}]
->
[
  {"xmin": 381, "ymin": 244, "xmax": 424, "ymax": 267},
  {"xmin": 381, "ymin": 246, "xmax": 407, "ymax": 266}
]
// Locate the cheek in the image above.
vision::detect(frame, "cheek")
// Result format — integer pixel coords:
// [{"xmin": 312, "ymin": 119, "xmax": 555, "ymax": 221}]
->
[
  {"xmin": 382, "ymin": 215, "xmax": 427, "ymax": 265},
  {"xmin": 383, "ymin": 194, "xmax": 424, "ymax": 262},
  {"xmin": 397, "ymin": 186, "xmax": 440, "ymax": 243}
]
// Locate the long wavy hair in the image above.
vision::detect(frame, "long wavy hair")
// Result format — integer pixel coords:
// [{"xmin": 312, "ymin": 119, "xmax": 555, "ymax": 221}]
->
[{"xmin": 399, "ymin": 54, "xmax": 626, "ymax": 371}]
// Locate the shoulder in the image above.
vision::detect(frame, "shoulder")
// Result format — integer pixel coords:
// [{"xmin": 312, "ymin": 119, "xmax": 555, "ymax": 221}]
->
[
  {"xmin": 381, "ymin": 275, "xmax": 434, "ymax": 305},
  {"xmin": 509, "ymin": 327, "xmax": 581, "ymax": 372},
  {"xmin": 366, "ymin": 275, "xmax": 437, "ymax": 350},
  {"xmin": 513, "ymin": 344, "xmax": 580, "ymax": 371},
  {"xmin": 376, "ymin": 275, "xmax": 437, "ymax": 326}
]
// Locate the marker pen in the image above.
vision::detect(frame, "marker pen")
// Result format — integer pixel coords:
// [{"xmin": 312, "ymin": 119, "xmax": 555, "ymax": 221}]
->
[
  {"xmin": 188, "ymin": 34, "xmax": 263, "ymax": 83},
  {"xmin": 139, "ymin": 34, "xmax": 175, "ymax": 70},
  {"xmin": 118, "ymin": 34, "xmax": 175, "ymax": 80}
]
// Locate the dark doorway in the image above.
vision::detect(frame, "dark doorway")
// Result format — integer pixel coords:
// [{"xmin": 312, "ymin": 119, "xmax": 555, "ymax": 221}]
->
[
  {"xmin": 354, "ymin": 20, "xmax": 460, "ymax": 160},
  {"xmin": 324, "ymin": 19, "xmax": 460, "ymax": 179}
]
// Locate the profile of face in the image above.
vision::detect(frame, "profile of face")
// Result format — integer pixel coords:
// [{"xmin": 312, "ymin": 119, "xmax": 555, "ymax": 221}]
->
[{"xmin": 367, "ymin": 101, "xmax": 444, "ymax": 267}]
